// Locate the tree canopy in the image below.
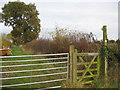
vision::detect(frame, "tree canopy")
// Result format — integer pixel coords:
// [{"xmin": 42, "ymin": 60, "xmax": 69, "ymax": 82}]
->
[{"xmin": 2, "ymin": 1, "xmax": 41, "ymax": 45}]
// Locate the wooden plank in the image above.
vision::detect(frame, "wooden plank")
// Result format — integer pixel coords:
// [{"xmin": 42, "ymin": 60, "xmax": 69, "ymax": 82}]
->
[
  {"xmin": 77, "ymin": 53, "xmax": 99, "ymax": 56},
  {"xmin": 88, "ymin": 53, "xmax": 100, "ymax": 56},
  {"xmin": 83, "ymin": 80, "xmax": 94, "ymax": 84}
]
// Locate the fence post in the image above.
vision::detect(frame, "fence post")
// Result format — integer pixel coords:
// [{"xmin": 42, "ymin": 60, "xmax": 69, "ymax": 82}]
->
[
  {"xmin": 69, "ymin": 45, "xmax": 74, "ymax": 83},
  {"xmin": 73, "ymin": 49, "xmax": 77, "ymax": 83},
  {"xmin": 97, "ymin": 55, "xmax": 100, "ymax": 78},
  {"xmin": 102, "ymin": 25, "xmax": 108, "ymax": 78}
]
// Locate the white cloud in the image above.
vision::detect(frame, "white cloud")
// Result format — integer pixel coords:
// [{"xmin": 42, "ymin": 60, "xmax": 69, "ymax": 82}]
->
[
  {"xmin": 0, "ymin": 1, "xmax": 118, "ymax": 40},
  {"xmin": 23, "ymin": 0, "xmax": 119, "ymax": 3},
  {"xmin": 37, "ymin": 2, "xmax": 118, "ymax": 39}
]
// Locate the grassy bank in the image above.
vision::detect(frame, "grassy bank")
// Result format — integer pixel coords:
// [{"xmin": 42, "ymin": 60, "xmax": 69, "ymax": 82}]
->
[{"xmin": 10, "ymin": 45, "xmax": 30, "ymax": 56}]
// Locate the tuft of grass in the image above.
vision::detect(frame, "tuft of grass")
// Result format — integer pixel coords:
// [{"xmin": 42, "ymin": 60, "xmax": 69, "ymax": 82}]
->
[{"xmin": 62, "ymin": 80, "xmax": 84, "ymax": 88}]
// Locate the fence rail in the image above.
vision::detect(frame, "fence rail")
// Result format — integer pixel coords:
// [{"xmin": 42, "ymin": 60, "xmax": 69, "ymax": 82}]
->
[
  {"xmin": 0, "ymin": 79, "xmax": 67, "ymax": 88},
  {"xmin": 1, "ymin": 67, "xmax": 67, "ymax": 74},
  {"xmin": 0, "ymin": 53, "xmax": 68, "ymax": 59},
  {"xmin": 0, "ymin": 57, "xmax": 68, "ymax": 63},
  {"xmin": 0, "ymin": 72, "xmax": 67, "ymax": 80},
  {"xmin": 0, "ymin": 61, "xmax": 68, "ymax": 68}
]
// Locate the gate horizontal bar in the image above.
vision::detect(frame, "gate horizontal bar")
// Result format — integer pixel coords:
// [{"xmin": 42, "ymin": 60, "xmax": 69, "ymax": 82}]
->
[
  {"xmin": 77, "ymin": 68, "xmax": 98, "ymax": 73},
  {"xmin": 1, "ymin": 67, "xmax": 67, "ymax": 74},
  {"xmin": 0, "ymin": 72, "xmax": 67, "ymax": 80},
  {"xmin": 0, "ymin": 78, "xmax": 67, "ymax": 87},
  {"xmin": 77, "ymin": 62, "xmax": 97, "ymax": 65},
  {"xmin": 0, "ymin": 57, "xmax": 68, "ymax": 63},
  {"xmin": 83, "ymin": 80, "xmax": 94, "ymax": 84},
  {"xmin": 0, "ymin": 53, "xmax": 69, "ymax": 59},
  {"xmin": 77, "ymin": 53, "xmax": 99, "ymax": 56},
  {"xmin": 77, "ymin": 75, "xmax": 97, "ymax": 79},
  {"xmin": 0, "ymin": 61, "xmax": 68, "ymax": 68}
]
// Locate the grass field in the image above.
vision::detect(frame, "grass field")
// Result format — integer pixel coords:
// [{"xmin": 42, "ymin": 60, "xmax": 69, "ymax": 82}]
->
[{"xmin": 2, "ymin": 45, "xmax": 67, "ymax": 89}]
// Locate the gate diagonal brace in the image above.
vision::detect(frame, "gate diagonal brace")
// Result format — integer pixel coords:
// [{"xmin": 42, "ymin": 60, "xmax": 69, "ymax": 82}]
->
[
  {"xmin": 79, "ymin": 56, "xmax": 94, "ymax": 76},
  {"xmin": 79, "ymin": 56, "xmax": 97, "ymax": 82}
]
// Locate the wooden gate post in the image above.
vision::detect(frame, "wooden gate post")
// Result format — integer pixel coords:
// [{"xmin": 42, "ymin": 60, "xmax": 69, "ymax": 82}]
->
[
  {"xmin": 102, "ymin": 25, "xmax": 108, "ymax": 78},
  {"xmin": 73, "ymin": 49, "xmax": 77, "ymax": 83},
  {"xmin": 69, "ymin": 45, "xmax": 77, "ymax": 84},
  {"xmin": 69, "ymin": 45, "xmax": 74, "ymax": 83},
  {"xmin": 97, "ymin": 55, "xmax": 100, "ymax": 78}
]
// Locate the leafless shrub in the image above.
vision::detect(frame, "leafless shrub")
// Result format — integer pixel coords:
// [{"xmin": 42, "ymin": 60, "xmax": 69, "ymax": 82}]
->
[{"xmin": 23, "ymin": 27, "xmax": 100, "ymax": 54}]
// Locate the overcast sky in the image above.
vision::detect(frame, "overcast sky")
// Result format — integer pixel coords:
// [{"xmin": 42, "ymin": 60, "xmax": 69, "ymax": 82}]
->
[{"xmin": 0, "ymin": 0, "xmax": 119, "ymax": 40}]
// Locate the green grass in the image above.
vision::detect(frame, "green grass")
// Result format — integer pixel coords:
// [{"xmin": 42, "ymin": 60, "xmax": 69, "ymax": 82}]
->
[
  {"xmin": 2, "ymin": 45, "xmax": 67, "ymax": 89},
  {"xmin": 10, "ymin": 45, "xmax": 29, "ymax": 55},
  {"xmin": 92, "ymin": 78, "xmax": 118, "ymax": 88}
]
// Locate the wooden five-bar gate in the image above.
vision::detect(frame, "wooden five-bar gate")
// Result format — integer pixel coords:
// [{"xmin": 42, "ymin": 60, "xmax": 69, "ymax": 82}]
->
[{"xmin": 69, "ymin": 45, "xmax": 100, "ymax": 85}]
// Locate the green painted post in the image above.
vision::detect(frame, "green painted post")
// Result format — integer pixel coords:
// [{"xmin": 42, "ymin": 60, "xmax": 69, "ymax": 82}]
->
[
  {"xmin": 73, "ymin": 49, "xmax": 77, "ymax": 83},
  {"xmin": 101, "ymin": 25, "xmax": 108, "ymax": 78},
  {"xmin": 69, "ymin": 45, "xmax": 74, "ymax": 83}
]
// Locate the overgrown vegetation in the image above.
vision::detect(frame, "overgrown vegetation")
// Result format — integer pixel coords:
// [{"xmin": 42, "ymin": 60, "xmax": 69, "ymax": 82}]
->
[
  {"xmin": 23, "ymin": 27, "xmax": 100, "ymax": 54},
  {"xmin": 95, "ymin": 42, "xmax": 119, "ymax": 88},
  {"xmin": 93, "ymin": 62, "xmax": 118, "ymax": 88}
]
